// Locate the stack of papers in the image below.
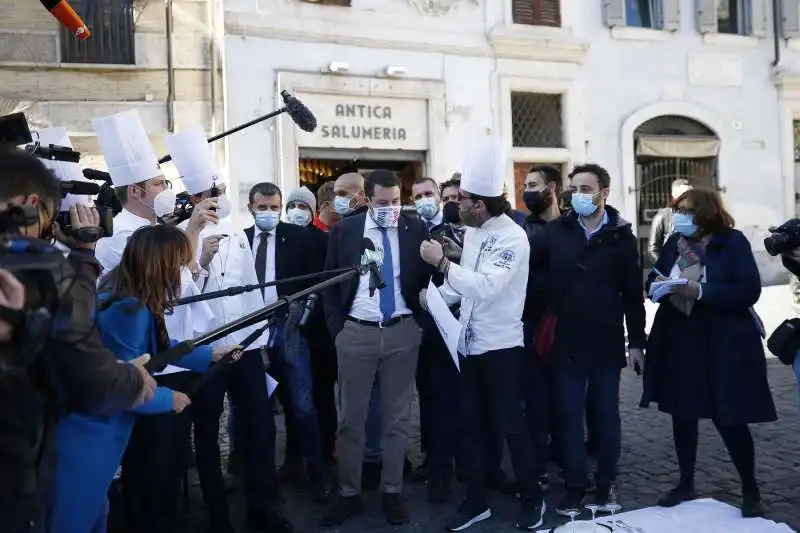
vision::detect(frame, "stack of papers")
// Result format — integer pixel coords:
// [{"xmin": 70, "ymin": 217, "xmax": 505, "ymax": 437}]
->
[{"xmin": 649, "ymin": 278, "xmax": 689, "ymax": 302}]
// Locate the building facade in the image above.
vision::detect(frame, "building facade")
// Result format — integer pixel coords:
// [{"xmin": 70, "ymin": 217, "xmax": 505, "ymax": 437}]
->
[
  {"xmin": 0, "ymin": 0, "xmax": 222, "ymax": 178},
  {"xmin": 221, "ymin": 0, "xmax": 800, "ymax": 283}
]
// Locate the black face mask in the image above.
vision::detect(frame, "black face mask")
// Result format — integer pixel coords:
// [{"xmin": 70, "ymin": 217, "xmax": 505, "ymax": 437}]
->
[
  {"xmin": 523, "ymin": 190, "xmax": 553, "ymax": 215},
  {"xmin": 442, "ymin": 201, "xmax": 461, "ymax": 224}
]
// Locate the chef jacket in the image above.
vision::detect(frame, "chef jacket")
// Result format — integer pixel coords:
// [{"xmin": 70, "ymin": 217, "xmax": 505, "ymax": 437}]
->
[
  {"xmin": 187, "ymin": 219, "xmax": 270, "ymax": 350},
  {"xmin": 94, "ymin": 209, "xmax": 150, "ymax": 278},
  {"xmin": 439, "ymin": 213, "xmax": 529, "ymax": 356}
]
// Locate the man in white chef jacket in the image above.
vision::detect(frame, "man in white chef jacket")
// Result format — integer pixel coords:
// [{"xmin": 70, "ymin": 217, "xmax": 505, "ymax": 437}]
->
[
  {"xmin": 91, "ymin": 110, "xmax": 213, "ymax": 363},
  {"xmin": 165, "ymin": 127, "xmax": 293, "ymax": 533},
  {"xmin": 419, "ymin": 137, "xmax": 545, "ymax": 532}
]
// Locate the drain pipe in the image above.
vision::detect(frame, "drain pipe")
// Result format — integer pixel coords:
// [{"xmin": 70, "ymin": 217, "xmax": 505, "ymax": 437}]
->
[
  {"xmin": 772, "ymin": 0, "xmax": 781, "ymax": 66},
  {"xmin": 166, "ymin": 0, "xmax": 176, "ymax": 132}
]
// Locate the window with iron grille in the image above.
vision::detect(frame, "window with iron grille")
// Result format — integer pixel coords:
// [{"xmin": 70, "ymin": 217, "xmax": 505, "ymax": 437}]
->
[
  {"xmin": 512, "ymin": 0, "xmax": 561, "ymax": 27},
  {"xmin": 60, "ymin": 0, "xmax": 135, "ymax": 65},
  {"xmin": 794, "ymin": 120, "xmax": 800, "ymax": 162},
  {"xmin": 511, "ymin": 92, "xmax": 563, "ymax": 148}
]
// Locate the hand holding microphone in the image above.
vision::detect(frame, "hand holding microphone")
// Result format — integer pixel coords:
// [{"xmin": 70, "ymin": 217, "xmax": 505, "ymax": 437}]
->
[{"xmin": 361, "ymin": 238, "xmax": 386, "ymax": 297}]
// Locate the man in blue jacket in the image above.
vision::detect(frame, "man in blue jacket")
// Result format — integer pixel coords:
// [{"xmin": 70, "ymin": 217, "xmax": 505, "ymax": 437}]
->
[{"xmin": 530, "ymin": 163, "xmax": 646, "ymax": 518}]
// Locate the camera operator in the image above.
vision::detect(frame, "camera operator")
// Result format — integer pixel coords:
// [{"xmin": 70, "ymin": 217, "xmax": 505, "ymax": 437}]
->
[{"xmin": 0, "ymin": 149, "xmax": 156, "ymax": 533}]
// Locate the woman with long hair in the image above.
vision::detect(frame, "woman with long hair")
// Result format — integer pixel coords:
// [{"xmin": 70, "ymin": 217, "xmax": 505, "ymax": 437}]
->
[
  {"xmin": 640, "ymin": 188, "xmax": 776, "ymax": 517},
  {"xmin": 51, "ymin": 225, "xmax": 239, "ymax": 533}
]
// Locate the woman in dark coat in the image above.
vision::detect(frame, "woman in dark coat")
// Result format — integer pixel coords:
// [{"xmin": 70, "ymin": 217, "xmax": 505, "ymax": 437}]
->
[{"xmin": 640, "ymin": 188, "xmax": 776, "ymax": 518}]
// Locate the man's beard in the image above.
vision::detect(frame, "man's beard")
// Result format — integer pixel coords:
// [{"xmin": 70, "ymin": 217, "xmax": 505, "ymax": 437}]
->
[{"xmin": 459, "ymin": 206, "xmax": 480, "ymax": 228}]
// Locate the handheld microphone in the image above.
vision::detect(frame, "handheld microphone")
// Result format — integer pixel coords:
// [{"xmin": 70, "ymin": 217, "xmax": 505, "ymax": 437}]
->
[
  {"xmin": 40, "ymin": 0, "xmax": 91, "ymax": 41},
  {"xmin": 299, "ymin": 293, "xmax": 319, "ymax": 328},
  {"xmin": 361, "ymin": 238, "xmax": 386, "ymax": 297},
  {"xmin": 281, "ymin": 90, "xmax": 317, "ymax": 133},
  {"xmin": 59, "ymin": 180, "xmax": 100, "ymax": 196}
]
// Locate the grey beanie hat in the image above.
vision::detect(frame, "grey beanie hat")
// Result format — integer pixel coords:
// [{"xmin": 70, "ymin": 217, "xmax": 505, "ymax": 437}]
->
[{"xmin": 286, "ymin": 186, "xmax": 316, "ymax": 217}]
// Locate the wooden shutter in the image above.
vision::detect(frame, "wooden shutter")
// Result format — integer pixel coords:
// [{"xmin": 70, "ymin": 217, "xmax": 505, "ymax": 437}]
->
[
  {"xmin": 783, "ymin": 0, "xmax": 800, "ymax": 38},
  {"xmin": 512, "ymin": 0, "xmax": 562, "ymax": 27},
  {"xmin": 662, "ymin": 0, "xmax": 682, "ymax": 31},
  {"xmin": 60, "ymin": 0, "xmax": 135, "ymax": 65},
  {"xmin": 750, "ymin": 0, "xmax": 768, "ymax": 36},
  {"xmin": 696, "ymin": 0, "xmax": 718, "ymax": 33},
  {"xmin": 603, "ymin": 0, "xmax": 626, "ymax": 27}
]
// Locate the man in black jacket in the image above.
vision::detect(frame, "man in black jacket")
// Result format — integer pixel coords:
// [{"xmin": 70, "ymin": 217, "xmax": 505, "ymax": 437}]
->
[
  {"xmin": 0, "ymin": 150, "xmax": 154, "ymax": 533},
  {"xmin": 531, "ymin": 164, "xmax": 646, "ymax": 517},
  {"xmin": 322, "ymin": 170, "xmax": 428, "ymax": 526},
  {"xmin": 647, "ymin": 179, "xmax": 692, "ymax": 262}
]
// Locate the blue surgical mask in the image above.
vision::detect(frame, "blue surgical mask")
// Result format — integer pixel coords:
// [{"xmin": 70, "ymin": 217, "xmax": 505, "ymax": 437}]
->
[
  {"xmin": 672, "ymin": 212, "xmax": 698, "ymax": 237},
  {"xmin": 570, "ymin": 192, "xmax": 599, "ymax": 217},
  {"xmin": 254, "ymin": 211, "xmax": 279, "ymax": 231},
  {"xmin": 286, "ymin": 207, "xmax": 310, "ymax": 226},
  {"xmin": 334, "ymin": 195, "xmax": 354, "ymax": 216},
  {"xmin": 415, "ymin": 197, "xmax": 439, "ymax": 220}
]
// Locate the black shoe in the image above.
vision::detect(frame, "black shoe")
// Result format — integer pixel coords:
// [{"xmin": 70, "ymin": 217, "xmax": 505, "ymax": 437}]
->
[
  {"xmin": 361, "ymin": 461, "xmax": 382, "ymax": 490},
  {"xmin": 538, "ymin": 472, "xmax": 550, "ymax": 491},
  {"xmin": 246, "ymin": 508, "xmax": 294, "ymax": 533},
  {"xmin": 742, "ymin": 492, "xmax": 765, "ymax": 518},
  {"xmin": 278, "ymin": 460, "xmax": 305, "ymax": 485},
  {"xmin": 309, "ymin": 475, "xmax": 332, "ymax": 505},
  {"xmin": 658, "ymin": 485, "xmax": 696, "ymax": 507},
  {"xmin": 445, "ymin": 499, "xmax": 492, "ymax": 532},
  {"xmin": 594, "ymin": 484, "xmax": 621, "ymax": 513},
  {"xmin": 516, "ymin": 498, "xmax": 546, "ymax": 530},
  {"xmin": 321, "ymin": 496, "xmax": 363, "ymax": 527},
  {"xmin": 382, "ymin": 492, "xmax": 410, "ymax": 525},
  {"xmin": 429, "ymin": 475, "xmax": 453, "ymax": 504},
  {"xmin": 556, "ymin": 488, "xmax": 585, "ymax": 517}
]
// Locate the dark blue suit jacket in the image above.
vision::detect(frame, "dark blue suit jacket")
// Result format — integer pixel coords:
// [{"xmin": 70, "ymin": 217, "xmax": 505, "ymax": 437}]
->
[
  {"xmin": 322, "ymin": 213, "xmax": 430, "ymax": 337},
  {"xmin": 244, "ymin": 221, "xmax": 315, "ymax": 296}
]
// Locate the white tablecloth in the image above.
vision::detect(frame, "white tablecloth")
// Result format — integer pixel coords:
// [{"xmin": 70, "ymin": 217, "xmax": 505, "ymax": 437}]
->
[{"xmin": 538, "ymin": 499, "xmax": 795, "ymax": 533}]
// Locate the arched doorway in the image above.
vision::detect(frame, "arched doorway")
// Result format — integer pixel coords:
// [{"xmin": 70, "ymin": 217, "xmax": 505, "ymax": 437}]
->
[{"xmin": 634, "ymin": 115, "xmax": 720, "ymax": 270}]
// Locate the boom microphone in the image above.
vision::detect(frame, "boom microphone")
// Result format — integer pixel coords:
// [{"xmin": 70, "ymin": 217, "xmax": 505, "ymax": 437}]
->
[
  {"xmin": 281, "ymin": 90, "xmax": 317, "ymax": 133},
  {"xmin": 82, "ymin": 169, "xmax": 111, "ymax": 182},
  {"xmin": 59, "ymin": 180, "xmax": 100, "ymax": 196},
  {"xmin": 40, "ymin": 0, "xmax": 91, "ymax": 41}
]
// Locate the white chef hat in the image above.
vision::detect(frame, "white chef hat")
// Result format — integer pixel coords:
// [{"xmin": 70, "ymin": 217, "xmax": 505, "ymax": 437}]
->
[
  {"xmin": 35, "ymin": 126, "xmax": 91, "ymax": 211},
  {"xmin": 460, "ymin": 134, "xmax": 508, "ymax": 198},
  {"xmin": 164, "ymin": 126, "xmax": 218, "ymax": 195},
  {"xmin": 92, "ymin": 110, "xmax": 161, "ymax": 187}
]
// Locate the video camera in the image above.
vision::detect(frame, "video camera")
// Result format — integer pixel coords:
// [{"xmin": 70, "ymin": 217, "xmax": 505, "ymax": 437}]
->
[
  {"xmin": 0, "ymin": 205, "xmax": 86, "ymax": 369},
  {"xmin": 764, "ymin": 218, "xmax": 800, "ymax": 256},
  {"xmin": 0, "ymin": 112, "xmax": 113, "ymax": 240},
  {"xmin": 158, "ymin": 185, "xmax": 222, "ymax": 227}
]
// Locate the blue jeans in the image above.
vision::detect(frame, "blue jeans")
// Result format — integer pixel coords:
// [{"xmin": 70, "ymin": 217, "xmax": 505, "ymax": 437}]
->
[
  {"xmin": 555, "ymin": 363, "xmax": 621, "ymax": 490},
  {"xmin": 364, "ymin": 376, "xmax": 383, "ymax": 463}
]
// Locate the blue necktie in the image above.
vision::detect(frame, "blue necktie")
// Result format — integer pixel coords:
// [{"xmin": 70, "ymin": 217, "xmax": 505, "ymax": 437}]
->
[{"xmin": 379, "ymin": 228, "xmax": 396, "ymax": 321}]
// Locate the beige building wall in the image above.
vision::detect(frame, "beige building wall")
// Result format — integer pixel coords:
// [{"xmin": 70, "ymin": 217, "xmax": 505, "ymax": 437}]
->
[{"xmin": 0, "ymin": 0, "xmax": 223, "ymax": 178}]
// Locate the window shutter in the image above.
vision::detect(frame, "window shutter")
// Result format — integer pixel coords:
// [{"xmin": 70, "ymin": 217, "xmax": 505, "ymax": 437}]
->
[
  {"xmin": 750, "ymin": 0, "xmax": 768, "ymax": 36},
  {"xmin": 696, "ymin": 0, "xmax": 718, "ymax": 33},
  {"xmin": 662, "ymin": 0, "xmax": 682, "ymax": 31},
  {"xmin": 512, "ymin": 0, "xmax": 561, "ymax": 27},
  {"xmin": 602, "ymin": 0, "xmax": 626, "ymax": 28},
  {"xmin": 782, "ymin": 0, "xmax": 800, "ymax": 38}
]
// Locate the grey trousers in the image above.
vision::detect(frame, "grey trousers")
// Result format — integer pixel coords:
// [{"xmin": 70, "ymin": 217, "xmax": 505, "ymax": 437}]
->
[{"xmin": 335, "ymin": 316, "xmax": 422, "ymax": 496}]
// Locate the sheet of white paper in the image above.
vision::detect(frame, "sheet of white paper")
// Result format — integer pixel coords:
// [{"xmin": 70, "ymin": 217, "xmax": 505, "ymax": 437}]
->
[
  {"xmin": 649, "ymin": 278, "xmax": 689, "ymax": 302},
  {"xmin": 153, "ymin": 364, "xmax": 188, "ymax": 376},
  {"xmin": 425, "ymin": 279, "xmax": 461, "ymax": 372},
  {"xmin": 265, "ymin": 373, "xmax": 279, "ymax": 398}
]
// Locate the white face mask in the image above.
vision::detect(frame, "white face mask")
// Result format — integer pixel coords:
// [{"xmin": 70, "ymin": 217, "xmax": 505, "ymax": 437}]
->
[
  {"xmin": 215, "ymin": 195, "xmax": 231, "ymax": 219},
  {"xmin": 370, "ymin": 204, "xmax": 401, "ymax": 228},
  {"xmin": 286, "ymin": 207, "xmax": 310, "ymax": 226},
  {"xmin": 154, "ymin": 189, "xmax": 177, "ymax": 218}
]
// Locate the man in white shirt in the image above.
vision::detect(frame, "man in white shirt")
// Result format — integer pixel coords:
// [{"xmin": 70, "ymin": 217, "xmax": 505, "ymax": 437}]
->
[
  {"xmin": 419, "ymin": 137, "xmax": 545, "ymax": 531},
  {"xmin": 321, "ymin": 170, "xmax": 428, "ymax": 526},
  {"xmin": 164, "ymin": 128, "xmax": 291, "ymax": 533}
]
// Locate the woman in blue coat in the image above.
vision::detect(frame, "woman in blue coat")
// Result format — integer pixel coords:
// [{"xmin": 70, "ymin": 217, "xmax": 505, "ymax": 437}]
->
[
  {"xmin": 640, "ymin": 188, "xmax": 776, "ymax": 518},
  {"xmin": 51, "ymin": 225, "xmax": 239, "ymax": 533}
]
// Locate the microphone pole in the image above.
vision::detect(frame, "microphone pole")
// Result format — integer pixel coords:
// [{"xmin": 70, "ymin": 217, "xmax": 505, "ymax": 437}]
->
[
  {"xmin": 145, "ymin": 264, "xmax": 365, "ymax": 372},
  {"xmin": 171, "ymin": 266, "xmax": 355, "ymax": 307}
]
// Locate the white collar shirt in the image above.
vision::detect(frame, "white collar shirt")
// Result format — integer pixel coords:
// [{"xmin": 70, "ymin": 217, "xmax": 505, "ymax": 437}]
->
[{"xmin": 348, "ymin": 214, "xmax": 411, "ymax": 322}]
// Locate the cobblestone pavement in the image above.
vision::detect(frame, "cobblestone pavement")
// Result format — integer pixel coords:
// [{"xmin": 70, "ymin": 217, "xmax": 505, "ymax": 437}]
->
[{"xmin": 182, "ymin": 286, "xmax": 800, "ymax": 532}]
